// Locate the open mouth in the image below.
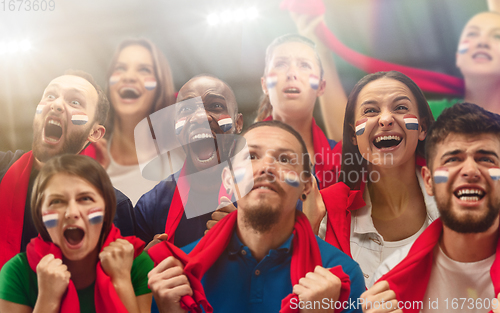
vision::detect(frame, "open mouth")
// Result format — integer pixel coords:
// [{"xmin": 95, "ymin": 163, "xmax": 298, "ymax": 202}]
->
[
  {"xmin": 64, "ymin": 226, "xmax": 85, "ymax": 247},
  {"xmin": 284, "ymin": 87, "xmax": 300, "ymax": 94},
  {"xmin": 472, "ymin": 52, "xmax": 492, "ymax": 61},
  {"xmin": 189, "ymin": 133, "xmax": 217, "ymax": 163},
  {"xmin": 119, "ymin": 87, "xmax": 141, "ymax": 100},
  {"xmin": 373, "ymin": 135, "xmax": 402, "ymax": 149},
  {"xmin": 453, "ymin": 188, "xmax": 485, "ymax": 202},
  {"xmin": 44, "ymin": 119, "xmax": 63, "ymax": 142}
]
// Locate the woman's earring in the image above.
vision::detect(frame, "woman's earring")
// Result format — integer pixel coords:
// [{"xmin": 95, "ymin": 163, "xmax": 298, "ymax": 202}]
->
[{"xmin": 301, "ymin": 194, "xmax": 307, "ymax": 201}]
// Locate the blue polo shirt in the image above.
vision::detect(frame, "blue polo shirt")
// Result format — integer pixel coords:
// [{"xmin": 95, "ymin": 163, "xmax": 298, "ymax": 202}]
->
[{"xmin": 152, "ymin": 231, "xmax": 364, "ymax": 313}]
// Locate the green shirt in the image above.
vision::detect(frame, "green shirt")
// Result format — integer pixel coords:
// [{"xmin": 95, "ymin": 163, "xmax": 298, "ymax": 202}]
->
[
  {"xmin": 428, "ymin": 98, "xmax": 462, "ymax": 119},
  {"xmin": 0, "ymin": 251, "xmax": 153, "ymax": 312}
]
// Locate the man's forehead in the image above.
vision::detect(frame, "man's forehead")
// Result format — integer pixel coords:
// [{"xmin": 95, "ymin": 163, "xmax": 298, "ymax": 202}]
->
[
  {"xmin": 178, "ymin": 76, "xmax": 230, "ymax": 98},
  {"xmin": 464, "ymin": 12, "xmax": 500, "ymax": 31},
  {"xmin": 438, "ymin": 133, "xmax": 500, "ymax": 154},
  {"xmin": 245, "ymin": 126, "xmax": 302, "ymax": 153},
  {"xmin": 45, "ymin": 75, "xmax": 97, "ymax": 97}
]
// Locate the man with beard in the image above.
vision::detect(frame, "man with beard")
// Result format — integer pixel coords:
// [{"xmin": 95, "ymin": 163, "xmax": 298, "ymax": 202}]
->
[
  {"xmin": 0, "ymin": 71, "xmax": 136, "ymax": 268},
  {"xmin": 360, "ymin": 102, "xmax": 500, "ymax": 313},
  {"xmin": 147, "ymin": 120, "xmax": 365, "ymax": 313},
  {"xmin": 134, "ymin": 75, "xmax": 244, "ymax": 248}
]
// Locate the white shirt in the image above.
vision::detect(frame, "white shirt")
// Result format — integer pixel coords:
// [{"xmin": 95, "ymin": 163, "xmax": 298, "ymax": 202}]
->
[
  {"xmin": 349, "ymin": 169, "xmax": 439, "ymax": 286},
  {"xmin": 106, "ymin": 137, "xmax": 160, "ymax": 206},
  {"xmin": 420, "ymin": 245, "xmax": 495, "ymax": 313}
]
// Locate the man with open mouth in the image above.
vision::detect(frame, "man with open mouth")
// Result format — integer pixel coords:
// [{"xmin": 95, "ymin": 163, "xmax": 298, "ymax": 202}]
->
[
  {"xmin": 134, "ymin": 74, "xmax": 243, "ymax": 248},
  {"xmin": 362, "ymin": 103, "xmax": 500, "ymax": 313},
  {"xmin": 0, "ymin": 70, "xmax": 136, "ymax": 268}
]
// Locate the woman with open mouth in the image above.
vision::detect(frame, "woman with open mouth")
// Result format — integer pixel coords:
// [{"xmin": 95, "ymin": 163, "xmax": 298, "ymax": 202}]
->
[
  {"xmin": 0, "ymin": 155, "xmax": 153, "ymax": 313},
  {"xmin": 83, "ymin": 38, "xmax": 176, "ymax": 205},
  {"xmin": 316, "ymin": 71, "xmax": 438, "ymax": 287}
]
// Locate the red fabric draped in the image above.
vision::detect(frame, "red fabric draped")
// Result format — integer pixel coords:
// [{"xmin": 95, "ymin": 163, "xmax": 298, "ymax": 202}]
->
[
  {"xmin": 26, "ymin": 225, "xmax": 145, "ymax": 313},
  {"xmin": 280, "ymin": 0, "xmax": 464, "ymax": 95},
  {"xmin": 378, "ymin": 218, "xmax": 500, "ymax": 313},
  {"xmin": 149, "ymin": 210, "xmax": 351, "ymax": 313},
  {"xmin": 0, "ymin": 151, "xmax": 34, "ymax": 268}
]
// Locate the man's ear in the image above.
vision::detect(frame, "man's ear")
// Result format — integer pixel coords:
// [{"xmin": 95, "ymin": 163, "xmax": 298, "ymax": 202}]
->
[
  {"xmin": 261, "ymin": 76, "xmax": 268, "ymax": 95},
  {"xmin": 421, "ymin": 166, "xmax": 434, "ymax": 197},
  {"xmin": 88, "ymin": 125, "xmax": 106, "ymax": 143},
  {"xmin": 222, "ymin": 166, "xmax": 234, "ymax": 195},
  {"xmin": 316, "ymin": 79, "xmax": 326, "ymax": 97},
  {"xmin": 302, "ymin": 175, "xmax": 313, "ymax": 199},
  {"xmin": 235, "ymin": 113, "xmax": 243, "ymax": 134}
]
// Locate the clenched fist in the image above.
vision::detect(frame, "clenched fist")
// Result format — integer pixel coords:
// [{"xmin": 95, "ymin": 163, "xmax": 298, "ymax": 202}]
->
[{"xmin": 99, "ymin": 238, "xmax": 134, "ymax": 282}]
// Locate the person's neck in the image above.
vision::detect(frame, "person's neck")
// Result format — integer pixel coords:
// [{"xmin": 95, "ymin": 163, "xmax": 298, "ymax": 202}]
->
[
  {"xmin": 63, "ymin": 248, "xmax": 99, "ymax": 290},
  {"xmin": 110, "ymin": 116, "xmax": 143, "ymax": 165},
  {"xmin": 463, "ymin": 74, "xmax": 500, "ymax": 115},
  {"xmin": 368, "ymin": 157, "xmax": 421, "ymax": 220},
  {"xmin": 236, "ymin": 210, "xmax": 295, "ymax": 262},
  {"xmin": 440, "ymin": 217, "xmax": 499, "ymax": 262},
  {"xmin": 272, "ymin": 112, "xmax": 315, "ymax": 159}
]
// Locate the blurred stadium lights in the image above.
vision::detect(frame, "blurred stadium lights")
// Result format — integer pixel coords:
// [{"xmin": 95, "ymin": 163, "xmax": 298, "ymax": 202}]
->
[
  {"xmin": 0, "ymin": 39, "xmax": 32, "ymax": 55},
  {"xmin": 207, "ymin": 7, "xmax": 259, "ymax": 26}
]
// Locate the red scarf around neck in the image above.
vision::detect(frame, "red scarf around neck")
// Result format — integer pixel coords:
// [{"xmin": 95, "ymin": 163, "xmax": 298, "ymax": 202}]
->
[
  {"xmin": 0, "ymin": 151, "xmax": 34, "ymax": 268},
  {"xmin": 263, "ymin": 116, "xmax": 341, "ymax": 189},
  {"xmin": 378, "ymin": 218, "xmax": 500, "ymax": 313},
  {"xmin": 149, "ymin": 210, "xmax": 351, "ymax": 313},
  {"xmin": 26, "ymin": 225, "xmax": 145, "ymax": 313},
  {"xmin": 280, "ymin": 0, "xmax": 464, "ymax": 95}
]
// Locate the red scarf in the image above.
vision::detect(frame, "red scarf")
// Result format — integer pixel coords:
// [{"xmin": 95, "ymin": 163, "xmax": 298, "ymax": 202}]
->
[
  {"xmin": 280, "ymin": 0, "xmax": 464, "ymax": 96},
  {"xmin": 149, "ymin": 210, "xmax": 351, "ymax": 313},
  {"xmin": 26, "ymin": 225, "xmax": 145, "ymax": 313},
  {"xmin": 164, "ymin": 165, "xmax": 190, "ymax": 244},
  {"xmin": 0, "ymin": 151, "xmax": 34, "ymax": 268},
  {"xmin": 263, "ymin": 116, "xmax": 341, "ymax": 189},
  {"xmin": 378, "ymin": 218, "xmax": 500, "ymax": 313},
  {"xmin": 79, "ymin": 143, "xmax": 97, "ymax": 159}
]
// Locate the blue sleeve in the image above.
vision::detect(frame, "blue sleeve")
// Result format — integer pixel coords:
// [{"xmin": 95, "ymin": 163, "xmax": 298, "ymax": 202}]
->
[
  {"xmin": 317, "ymin": 237, "xmax": 364, "ymax": 313},
  {"xmin": 113, "ymin": 188, "xmax": 136, "ymax": 236}
]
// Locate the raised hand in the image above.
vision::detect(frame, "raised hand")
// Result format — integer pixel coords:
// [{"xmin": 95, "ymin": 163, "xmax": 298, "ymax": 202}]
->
[
  {"xmin": 293, "ymin": 266, "xmax": 341, "ymax": 313},
  {"xmin": 36, "ymin": 254, "xmax": 71, "ymax": 305},
  {"xmin": 205, "ymin": 196, "xmax": 236, "ymax": 235},
  {"xmin": 99, "ymin": 238, "xmax": 134, "ymax": 282},
  {"xmin": 360, "ymin": 281, "xmax": 401, "ymax": 313}
]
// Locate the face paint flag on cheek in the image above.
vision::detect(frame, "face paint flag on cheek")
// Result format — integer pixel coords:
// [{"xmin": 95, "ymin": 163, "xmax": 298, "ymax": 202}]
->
[
  {"xmin": 36, "ymin": 104, "xmax": 45, "ymax": 114},
  {"xmin": 88, "ymin": 208, "xmax": 104, "ymax": 225},
  {"xmin": 266, "ymin": 73, "xmax": 278, "ymax": 89},
  {"xmin": 434, "ymin": 167, "xmax": 449, "ymax": 184},
  {"xmin": 175, "ymin": 117, "xmax": 186, "ymax": 135},
  {"xmin": 218, "ymin": 115, "xmax": 233, "ymax": 132},
  {"xmin": 309, "ymin": 74, "xmax": 319, "ymax": 90},
  {"xmin": 144, "ymin": 77, "xmax": 157, "ymax": 91},
  {"xmin": 109, "ymin": 74, "xmax": 120, "ymax": 86},
  {"xmin": 355, "ymin": 118, "xmax": 368, "ymax": 136},
  {"xmin": 403, "ymin": 114, "xmax": 419, "ymax": 130},
  {"xmin": 458, "ymin": 41, "xmax": 469, "ymax": 54},
  {"xmin": 489, "ymin": 167, "xmax": 500, "ymax": 181},
  {"xmin": 71, "ymin": 112, "xmax": 88, "ymax": 125},
  {"xmin": 233, "ymin": 167, "xmax": 246, "ymax": 185},
  {"xmin": 42, "ymin": 212, "xmax": 59, "ymax": 229},
  {"xmin": 284, "ymin": 172, "xmax": 300, "ymax": 188}
]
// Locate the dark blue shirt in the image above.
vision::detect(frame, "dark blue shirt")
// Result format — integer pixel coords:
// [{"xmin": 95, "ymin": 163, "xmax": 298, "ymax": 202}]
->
[
  {"xmin": 134, "ymin": 172, "xmax": 213, "ymax": 248},
  {"xmin": 152, "ymin": 231, "xmax": 364, "ymax": 313}
]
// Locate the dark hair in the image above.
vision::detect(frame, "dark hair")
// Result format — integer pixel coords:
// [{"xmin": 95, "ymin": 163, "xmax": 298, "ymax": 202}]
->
[
  {"xmin": 255, "ymin": 34, "xmax": 324, "ymax": 122},
  {"xmin": 105, "ymin": 38, "xmax": 176, "ymax": 137},
  {"xmin": 340, "ymin": 71, "xmax": 434, "ymax": 189},
  {"xmin": 243, "ymin": 120, "xmax": 311, "ymax": 177},
  {"xmin": 64, "ymin": 69, "xmax": 109, "ymax": 126},
  {"xmin": 31, "ymin": 155, "xmax": 116, "ymax": 249},
  {"xmin": 425, "ymin": 102, "xmax": 500, "ymax": 168}
]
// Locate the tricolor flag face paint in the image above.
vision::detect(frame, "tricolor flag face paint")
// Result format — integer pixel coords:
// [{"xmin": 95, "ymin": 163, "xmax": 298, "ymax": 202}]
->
[
  {"xmin": 434, "ymin": 167, "xmax": 449, "ymax": 184},
  {"xmin": 88, "ymin": 208, "xmax": 104, "ymax": 225},
  {"xmin": 36, "ymin": 104, "xmax": 45, "ymax": 114},
  {"xmin": 175, "ymin": 117, "xmax": 186, "ymax": 135},
  {"xmin": 266, "ymin": 74, "xmax": 278, "ymax": 89},
  {"xmin": 355, "ymin": 118, "xmax": 368, "ymax": 136},
  {"xmin": 458, "ymin": 41, "xmax": 469, "ymax": 54},
  {"xmin": 489, "ymin": 167, "xmax": 500, "ymax": 181},
  {"xmin": 284, "ymin": 172, "xmax": 300, "ymax": 188},
  {"xmin": 42, "ymin": 212, "xmax": 59, "ymax": 229},
  {"xmin": 233, "ymin": 167, "xmax": 246, "ymax": 185},
  {"xmin": 144, "ymin": 77, "xmax": 157, "ymax": 91},
  {"xmin": 218, "ymin": 115, "xmax": 233, "ymax": 132},
  {"xmin": 403, "ymin": 114, "xmax": 419, "ymax": 130},
  {"xmin": 309, "ymin": 74, "xmax": 319, "ymax": 90},
  {"xmin": 71, "ymin": 112, "xmax": 88, "ymax": 125},
  {"xmin": 109, "ymin": 74, "xmax": 120, "ymax": 86}
]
